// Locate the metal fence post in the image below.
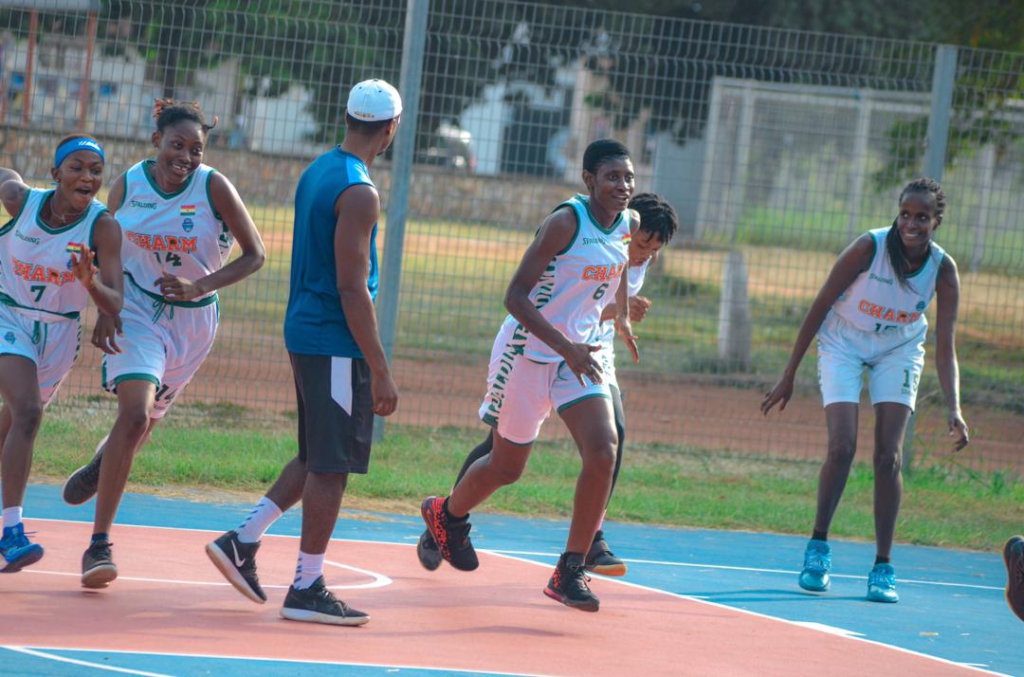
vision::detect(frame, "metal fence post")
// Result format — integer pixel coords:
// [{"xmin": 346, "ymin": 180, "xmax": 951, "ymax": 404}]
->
[
  {"xmin": 923, "ymin": 45, "xmax": 957, "ymax": 182},
  {"xmin": 374, "ymin": 0, "xmax": 430, "ymax": 442}
]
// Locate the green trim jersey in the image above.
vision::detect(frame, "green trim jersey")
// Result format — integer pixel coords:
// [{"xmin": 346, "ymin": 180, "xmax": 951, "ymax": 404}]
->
[
  {"xmin": 115, "ymin": 160, "xmax": 234, "ymax": 300},
  {"xmin": 0, "ymin": 188, "xmax": 106, "ymax": 320},
  {"xmin": 831, "ymin": 227, "xmax": 946, "ymax": 334},
  {"xmin": 511, "ymin": 193, "xmax": 631, "ymax": 363}
]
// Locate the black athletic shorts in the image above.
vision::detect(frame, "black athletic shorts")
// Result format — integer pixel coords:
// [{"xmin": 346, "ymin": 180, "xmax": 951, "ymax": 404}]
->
[{"xmin": 289, "ymin": 351, "xmax": 374, "ymax": 474}]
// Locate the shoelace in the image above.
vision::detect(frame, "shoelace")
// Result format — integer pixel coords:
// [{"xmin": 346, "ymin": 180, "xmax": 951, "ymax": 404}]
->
[
  {"xmin": 869, "ymin": 569, "xmax": 895, "ymax": 588},
  {"xmin": 804, "ymin": 552, "xmax": 828, "ymax": 571},
  {"xmin": 565, "ymin": 563, "xmax": 593, "ymax": 594},
  {"xmin": 1, "ymin": 530, "xmax": 38, "ymax": 549}
]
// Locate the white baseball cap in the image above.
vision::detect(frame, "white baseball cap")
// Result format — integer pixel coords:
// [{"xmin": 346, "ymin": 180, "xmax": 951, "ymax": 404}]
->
[{"xmin": 346, "ymin": 79, "xmax": 403, "ymax": 122}]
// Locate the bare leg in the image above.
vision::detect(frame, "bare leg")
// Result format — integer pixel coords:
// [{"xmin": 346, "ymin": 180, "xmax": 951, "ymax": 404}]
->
[
  {"xmin": 872, "ymin": 402, "xmax": 912, "ymax": 560},
  {"xmin": 92, "ymin": 380, "xmax": 156, "ymax": 535},
  {"xmin": 559, "ymin": 397, "xmax": 617, "ymax": 555},
  {"xmin": 812, "ymin": 402, "xmax": 859, "ymax": 535},
  {"xmin": 298, "ymin": 471, "xmax": 348, "ymax": 554},
  {"xmin": 447, "ymin": 433, "xmax": 531, "ymax": 517},
  {"xmin": 0, "ymin": 357, "xmax": 43, "ymax": 510},
  {"xmin": 266, "ymin": 456, "xmax": 312, "ymax": 514}
]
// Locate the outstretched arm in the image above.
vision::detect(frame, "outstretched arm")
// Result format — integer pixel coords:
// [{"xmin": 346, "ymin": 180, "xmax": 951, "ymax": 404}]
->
[
  {"xmin": 761, "ymin": 234, "xmax": 874, "ymax": 415},
  {"xmin": 934, "ymin": 255, "xmax": 969, "ymax": 452}
]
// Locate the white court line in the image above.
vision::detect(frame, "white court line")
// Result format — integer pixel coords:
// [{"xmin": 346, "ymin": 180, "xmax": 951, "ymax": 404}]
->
[
  {"xmin": 486, "ymin": 550, "xmax": 1011, "ymax": 677},
  {"xmin": 29, "ymin": 517, "xmax": 1005, "ymax": 591},
  {"xmin": 18, "ymin": 518, "xmax": 1010, "ymax": 676},
  {"xmin": 3, "ymin": 645, "xmax": 555, "ymax": 677},
  {"xmin": 2, "ymin": 646, "xmax": 174, "ymax": 676},
  {"xmin": 485, "ymin": 548, "xmax": 1006, "ymax": 592}
]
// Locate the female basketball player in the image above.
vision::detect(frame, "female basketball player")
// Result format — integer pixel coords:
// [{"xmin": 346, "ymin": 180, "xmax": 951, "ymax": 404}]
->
[
  {"xmin": 60, "ymin": 100, "xmax": 266, "ymax": 589},
  {"xmin": 761, "ymin": 177, "xmax": 969, "ymax": 603},
  {"xmin": 0, "ymin": 136, "xmax": 123, "ymax": 572},
  {"xmin": 415, "ymin": 193, "xmax": 679, "ymax": 578},
  {"xmin": 419, "ymin": 139, "xmax": 639, "ymax": 613}
]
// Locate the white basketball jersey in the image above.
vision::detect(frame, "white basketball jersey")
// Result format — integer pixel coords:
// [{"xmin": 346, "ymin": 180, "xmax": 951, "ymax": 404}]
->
[
  {"xmin": 0, "ymin": 188, "xmax": 106, "ymax": 319},
  {"xmin": 115, "ymin": 161, "xmax": 235, "ymax": 298},
  {"xmin": 831, "ymin": 227, "xmax": 946, "ymax": 333},
  {"xmin": 509, "ymin": 194, "xmax": 631, "ymax": 363},
  {"xmin": 597, "ymin": 258, "xmax": 649, "ymax": 350}
]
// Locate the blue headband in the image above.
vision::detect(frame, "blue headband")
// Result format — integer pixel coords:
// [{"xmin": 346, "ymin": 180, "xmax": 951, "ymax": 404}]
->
[{"xmin": 54, "ymin": 137, "xmax": 105, "ymax": 168}]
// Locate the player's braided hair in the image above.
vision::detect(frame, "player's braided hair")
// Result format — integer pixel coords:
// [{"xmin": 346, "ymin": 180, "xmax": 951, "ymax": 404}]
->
[
  {"xmin": 629, "ymin": 192, "xmax": 679, "ymax": 245},
  {"xmin": 153, "ymin": 98, "xmax": 218, "ymax": 135},
  {"xmin": 886, "ymin": 177, "xmax": 945, "ymax": 286}
]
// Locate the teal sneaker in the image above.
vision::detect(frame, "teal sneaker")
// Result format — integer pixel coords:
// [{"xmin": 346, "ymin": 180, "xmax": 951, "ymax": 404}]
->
[
  {"xmin": 0, "ymin": 523, "xmax": 44, "ymax": 573},
  {"xmin": 798, "ymin": 539, "xmax": 831, "ymax": 591},
  {"xmin": 867, "ymin": 563, "xmax": 899, "ymax": 603}
]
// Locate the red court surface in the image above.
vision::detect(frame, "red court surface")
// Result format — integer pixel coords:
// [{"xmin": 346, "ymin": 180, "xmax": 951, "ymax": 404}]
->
[{"xmin": 1, "ymin": 519, "xmax": 989, "ymax": 676}]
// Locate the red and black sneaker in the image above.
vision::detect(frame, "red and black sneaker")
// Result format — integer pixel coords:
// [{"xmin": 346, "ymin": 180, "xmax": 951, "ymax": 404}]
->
[
  {"xmin": 544, "ymin": 552, "xmax": 600, "ymax": 612},
  {"xmin": 420, "ymin": 496, "xmax": 479, "ymax": 571}
]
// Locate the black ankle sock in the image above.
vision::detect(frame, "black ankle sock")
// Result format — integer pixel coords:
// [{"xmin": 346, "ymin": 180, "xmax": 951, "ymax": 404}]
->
[
  {"xmin": 442, "ymin": 497, "xmax": 467, "ymax": 521},
  {"xmin": 91, "ymin": 532, "xmax": 109, "ymax": 544},
  {"xmin": 812, "ymin": 530, "xmax": 828, "ymax": 542},
  {"xmin": 563, "ymin": 551, "xmax": 585, "ymax": 568},
  {"xmin": 875, "ymin": 555, "xmax": 891, "ymax": 565}
]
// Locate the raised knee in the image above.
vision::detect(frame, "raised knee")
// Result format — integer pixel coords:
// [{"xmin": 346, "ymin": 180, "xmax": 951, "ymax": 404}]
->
[{"xmin": 11, "ymin": 402, "xmax": 44, "ymax": 436}]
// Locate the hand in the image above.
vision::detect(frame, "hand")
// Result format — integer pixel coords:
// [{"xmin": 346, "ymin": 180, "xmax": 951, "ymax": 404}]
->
[
  {"xmin": 948, "ymin": 411, "xmax": 969, "ymax": 453},
  {"xmin": 628, "ymin": 295, "xmax": 652, "ymax": 323},
  {"xmin": 562, "ymin": 341, "xmax": 603, "ymax": 386},
  {"xmin": 92, "ymin": 313, "xmax": 124, "ymax": 354},
  {"xmin": 154, "ymin": 270, "xmax": 204, "ymax": 302},
  {"xmin": 761, "ymin": 373, "xmax": 795, "ymax": 416},
  {"xmin": 615, "ymin": 314, "xmax": 639, "ymax": 364},
  {"xmin": 371, "ymin": 371, "xmax": 399, "ymax": 417},
  {"xmin": 70, "ymin": 244, "xmax": 98, "ymax": 290}
]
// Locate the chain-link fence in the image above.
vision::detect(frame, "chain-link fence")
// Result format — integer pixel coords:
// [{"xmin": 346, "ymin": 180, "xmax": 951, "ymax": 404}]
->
[{"xmin": 1, "ymin": 0, "xmax": 1021, "ymax": 472}]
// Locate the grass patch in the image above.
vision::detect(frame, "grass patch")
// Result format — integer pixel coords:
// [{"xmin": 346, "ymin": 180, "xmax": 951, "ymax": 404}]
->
[{"xmin": 32, "ymin": 408, "xmax": 1023, "ymax": 553}]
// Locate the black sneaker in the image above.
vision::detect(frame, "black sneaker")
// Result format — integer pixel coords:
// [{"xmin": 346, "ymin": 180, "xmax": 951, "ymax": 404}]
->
[
  {"xmin": 585, "ymin": 529, "xmax": 627, "ymax": 577},
  {"xmin": 82, "ymin": 540, "xmax": 117, "ymax": 589},
  {"xmin": 206, "ymin": 531, "xmax": 267, "ymax": 604},
  {"xmin": 544, "ymin": 553, "xmax": 600, "ymax": 612},
  {"xmin": 280, "ymin": 576, "xmax": 369, "ymax": 626},
  {"xmin": 416, "ymin": 529, "xmax": 443, "ymax": 571},
  {"xmin": 63, "ymin": 440, "xmax": 105, "ymax": 506},
  {"xmin": 420, "ymin": 496, "xmax": 479, "ymax": 571},
  {"xmin": 1005, "ymin": 535, "xmax": 1024, "ymax": 622}
]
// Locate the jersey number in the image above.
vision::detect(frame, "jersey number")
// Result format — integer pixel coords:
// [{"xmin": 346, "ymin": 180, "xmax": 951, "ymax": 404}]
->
[
  {"xmin": 153, "ymin": 252, "xmax": 183, "ymax": 267},
  {"xmin": 30, "ymin": 284, "xmax": 45, "ymax": 302},
  {"xmin": 592, "ymin": 283, "xmax": 609, "ymax": 300}
]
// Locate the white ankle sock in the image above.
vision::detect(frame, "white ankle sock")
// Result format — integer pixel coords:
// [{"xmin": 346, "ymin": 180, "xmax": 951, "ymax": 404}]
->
[
  {"xmin": 235, "ymin": 497, "xmax": 282, "ymax": 544},
  {"xmin": 2, "ymin": 506, "xmax": 23, "ymax": 530},
  {"xmin": 292, "ymin": 550, "xmax": 326, "ymax": 590}
]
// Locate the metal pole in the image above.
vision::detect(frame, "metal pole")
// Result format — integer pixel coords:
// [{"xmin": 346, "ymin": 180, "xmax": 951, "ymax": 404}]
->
[
  {"xmin": 23, "ymin": 10, "xmax": 37, "ymax": 127},
  {"xmin": 78, "ymin": 11, "xmax": 98, "ymax": 131},
  {"xmin": 373, "ymin": 0, "xmax": 429, "ymax": 441},
  {"xmin": 923, "ymin": 45, "xmax": 957, "ymax": 181}
]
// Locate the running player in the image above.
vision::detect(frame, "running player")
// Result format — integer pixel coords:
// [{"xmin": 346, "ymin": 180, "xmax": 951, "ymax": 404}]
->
[
  {"xmin": 0, "ymin": 136, "xmax": 123, "ymax": 572},
  {"xmin": 416, "ymin": 192, "xmax": 678, "ymax": 577},
  {"xmin": 60, "ymin": 100, "xmax": 266, "ymax": 589},
  {"xmin": 205, "ymin": 79, "xmax": 401, "ymax": 626},
  {"xmin": 761, "ymin": 177, "xmax": 969, "ymax": 603},
  {"xmin": 419, "ymin": 138, "xmax": 639, "ymax": 613},
  {"xmin": 1006, "ymin": 535, "xmax": 1024, "ymax": 622}
]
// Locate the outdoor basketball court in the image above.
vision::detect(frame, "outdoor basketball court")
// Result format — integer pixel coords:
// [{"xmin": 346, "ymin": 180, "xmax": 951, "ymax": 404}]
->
[{"xmin": 0, "ymin": 485, "xmax": 1018, "ymax": 676}]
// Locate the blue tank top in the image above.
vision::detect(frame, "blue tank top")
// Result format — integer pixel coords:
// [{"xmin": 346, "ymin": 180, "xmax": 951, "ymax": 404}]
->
[{"xmin": 284, "ymin": 148, "xmax": 378, "ymax": 357}]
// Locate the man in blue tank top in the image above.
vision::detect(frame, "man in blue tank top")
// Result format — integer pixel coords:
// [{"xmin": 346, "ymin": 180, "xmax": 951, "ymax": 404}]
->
[{"xmin": 206, "ymin": 79, "xmax": 401, "ymax": 626}]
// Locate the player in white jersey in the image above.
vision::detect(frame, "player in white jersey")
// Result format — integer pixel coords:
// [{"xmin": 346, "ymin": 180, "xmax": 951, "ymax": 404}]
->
[
  {"xmin": 415, "ymin": 193, "xmax": 678, "ymax": 577},
  {"xmin": 0, "ymin": 136, "xmax": 123, "ymax": 572},
  {"xmin": 761, "ymin": 178, "xmax": 968, "ymax": 604},
  {"xmin": 60, "ymin": 100, "xmax": 266, "ymax": 589},
  {"xmin": 419, "ymin": 139, "xmax": 639, "ymax": 613}
]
